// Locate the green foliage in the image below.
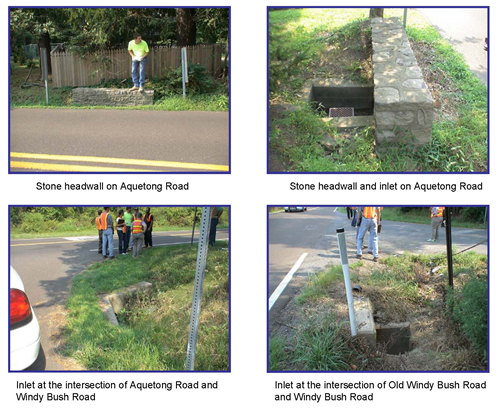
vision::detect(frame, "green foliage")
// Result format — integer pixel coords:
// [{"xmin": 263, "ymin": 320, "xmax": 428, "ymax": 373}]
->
[
  {"xmin": 448, "ymin": 276, "xmax": 488, "ymax": 358},
  {"xmin": 268, "ymin": 336, "xmax": 288, "ymax": 371},
  {"xmin": 10, "ymin": 207, "xmax": 229, "ymax": 237},
  {"xmin": 293, "ymin": 316, "xmax": 356, "ymax": 371}
]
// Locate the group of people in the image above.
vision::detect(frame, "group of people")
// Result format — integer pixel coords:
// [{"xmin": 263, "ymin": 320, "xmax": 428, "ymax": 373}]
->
[
  {"xmin": 345, "ymin": 206, "xmax": 446, "ymax": 262},
  {"xmin": 95, "ymin": 207, "xmax": 154, "ymax": 259}
]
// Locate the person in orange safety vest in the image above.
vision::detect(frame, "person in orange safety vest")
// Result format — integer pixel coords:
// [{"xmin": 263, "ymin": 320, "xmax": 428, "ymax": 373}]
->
[{"xmin": 428, "ymin": 207, "xmax": 445, "ymax": 242}]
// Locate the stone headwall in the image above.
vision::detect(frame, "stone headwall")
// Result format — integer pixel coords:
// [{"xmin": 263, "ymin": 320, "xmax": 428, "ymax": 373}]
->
[
  {"xmin": 371, "ymin": 17, "xmax": 434, "ymax": 145},
  {"xmin": 73, "ymin": 88, "xmax": 154, "ymax": 106}
]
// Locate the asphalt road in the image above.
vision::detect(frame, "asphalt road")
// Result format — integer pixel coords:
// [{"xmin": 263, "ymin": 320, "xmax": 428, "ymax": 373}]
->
[
  {"xmin": 10, "ymin": 109, "xmax": 229, "ymax": 172},
  {"xmin": 268, "ymin": 207, "xmax": 487, "ymax": 322},
  {"xmin": 10, "ymin": 228, "xmax": 229, "ymax": 371},
  {"xmin": 417, "ymin": 8, "xmax": 488, "ymax": 83}
]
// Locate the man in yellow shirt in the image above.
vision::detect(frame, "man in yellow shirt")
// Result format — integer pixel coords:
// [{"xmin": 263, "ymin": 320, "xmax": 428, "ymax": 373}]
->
[{"xmin": 128, "ymin": 33, "xmax": 149, "ymax": 92}]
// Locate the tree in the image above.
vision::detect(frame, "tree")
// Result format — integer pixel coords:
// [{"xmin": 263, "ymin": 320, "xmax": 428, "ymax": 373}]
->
[
  {"xmin": 369, "ymin": 8, "xmax": 384, "ymax": 19},
  {"xmin": 176, "ymin": 8, "xmax": 197, "ymax": 46}
]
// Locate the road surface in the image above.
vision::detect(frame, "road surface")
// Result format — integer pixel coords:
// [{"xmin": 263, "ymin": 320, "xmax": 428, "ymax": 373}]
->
[
  {"xmin": 417, "ymin": 8, "xmax": 488, "ymax": 83},
  {"xmin": 268, "ymin": 207, "xmax": 487, "ymax": 322},
  {"xmin": 10, "ymin": 109, "xmax": 229, "ymax": 172},
  {"xmin": 10, "ymin": 229, "xmax": 229, "ymax": 371}
]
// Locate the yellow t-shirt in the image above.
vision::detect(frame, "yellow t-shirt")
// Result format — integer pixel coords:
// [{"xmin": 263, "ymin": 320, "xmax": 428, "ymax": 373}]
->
[{"xmin": 128, "ymin": 40, "xmax": 149, "ymax": 60}]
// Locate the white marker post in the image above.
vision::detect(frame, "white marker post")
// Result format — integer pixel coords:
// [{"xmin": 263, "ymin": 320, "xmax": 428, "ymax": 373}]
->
[
  {"xmin": 336, "ymin": 228, "xmax": 357, "ymax": 336},
  {"xmin": 185, "ymin": 206, "xmax": 212, "ymax": 370},
  {"xmin": 181, "ymin": 47, "xmax": 188, "ymax": 98},
  {"xmin": 41, "ymin": 48, "xmax": 49, "ymax": 104}
]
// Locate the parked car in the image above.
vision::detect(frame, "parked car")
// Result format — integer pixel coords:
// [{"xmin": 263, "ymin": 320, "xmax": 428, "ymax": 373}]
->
[
  {"xmin": 284, "ymin": 207, "xmax": 307, "ymax": 212},
  {"xmin": 10, "ymin": 266, "xmax": 40, "ymax": 370}
]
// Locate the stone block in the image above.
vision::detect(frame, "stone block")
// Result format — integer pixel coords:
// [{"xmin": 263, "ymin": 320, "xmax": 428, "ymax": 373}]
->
[
  {"xmin": 374, "ymin": 87, "xmax": 400, "ymax": 105},
  {"xmin": 354, "ymin": 298, "xmax": 376, "ymax": 349},
  {"xmin": 73, "ymin": 87, "xmax": 154, "ymax": 106},
  {"xmin": 375, "ymin": 110, "xmax": 414, "ymax": 126}
]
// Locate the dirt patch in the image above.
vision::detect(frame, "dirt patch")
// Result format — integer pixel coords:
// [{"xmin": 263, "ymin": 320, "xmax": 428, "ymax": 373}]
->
[
  {"xmin": 410, "ymin": 39, "xmax": 460, "ymax": 122},
  {"xmin": 49, "ymin": 305, "xmax": 87, "ymax": 371}
]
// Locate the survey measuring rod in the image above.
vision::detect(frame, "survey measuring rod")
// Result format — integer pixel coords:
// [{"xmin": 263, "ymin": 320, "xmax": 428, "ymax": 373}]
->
[
  {"xmin": 41, "ymin": 48, "xmax": 49, "ymax": 104},
  {"xmin": 336, "ymin": 228, "xmax": 357, "ymax": 336},
  {"xmin": 185, "ymin": 206, "xmax": 212, "ymax": 370}
]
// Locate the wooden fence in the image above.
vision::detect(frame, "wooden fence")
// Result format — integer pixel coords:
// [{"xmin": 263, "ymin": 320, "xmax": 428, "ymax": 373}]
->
[{"xmin": 51, "ymin": 44, "xmax": 223, "ymax": 87}]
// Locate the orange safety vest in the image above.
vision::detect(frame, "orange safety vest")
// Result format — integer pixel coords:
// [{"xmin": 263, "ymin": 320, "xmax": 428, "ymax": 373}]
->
[
  {"xmin": 132, "ymin": 219, "xmax": 143, "ymax": 234},
  {"xmin": 363, "ymin": 207, "xmax": 377, "ymax": 219},
  {"xmin": 100, "ymin": 212, "xmax": 109, "ymax": 230},
  {"xmin": 431, "ymin": 207, "xmax": 444, "ymax": 218},
  {"xmin": 144, "ymin": 214, "xmax": 152, "ymax": 223},
  {"xmin": 95, "ymin": 216, "xmax": 101, "ymax": 230}
]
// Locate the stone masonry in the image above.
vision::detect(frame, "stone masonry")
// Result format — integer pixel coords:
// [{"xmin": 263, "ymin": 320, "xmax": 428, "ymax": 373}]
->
[
  {"xmin": 73, "ymin": 88, "xmax": 154, "ymax": 106},
  {"xmin": 371, "ymin": 17, "xmax": 434, "ymax": 145}
]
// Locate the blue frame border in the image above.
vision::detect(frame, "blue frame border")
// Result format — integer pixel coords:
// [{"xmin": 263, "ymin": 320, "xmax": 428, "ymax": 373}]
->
[
  {"xmin": 267, "ymin": 6, "xmax": 490, "ymax": 174},
  {"xmin": 267, "ymin": 204, "xmax": 490, "ymax": 373},
  {"xmin": 8, "ymin": 6, "xmax": 231, "ymax": 175},
  {"xmin": 8, "ymin": 205, "xmax": 231, "ymax": 373}
]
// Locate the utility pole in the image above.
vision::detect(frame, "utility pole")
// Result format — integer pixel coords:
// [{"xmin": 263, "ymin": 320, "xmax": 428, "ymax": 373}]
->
[{"xmin": 445, "ymin": 207, "xmax": 454, "ymax": 288}]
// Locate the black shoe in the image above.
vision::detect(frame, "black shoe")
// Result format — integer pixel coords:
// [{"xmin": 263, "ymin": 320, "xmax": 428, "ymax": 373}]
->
[
  {"xmin": 103, "ymin": 255, "xmax": 108, "ymax": 259},
  {"xmin": 373, "ymin": 257, "xmax": 378, "ymax": 263},
  {"xmin": 98, "ymin": 251, "xmax": 102, "ymax": 254},
  {"xmin": 109, "ymin": 256, "xmax": 115, "ymax": 259}
]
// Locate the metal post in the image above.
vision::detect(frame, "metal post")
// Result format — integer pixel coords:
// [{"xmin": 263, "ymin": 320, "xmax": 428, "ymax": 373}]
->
[
  {"xmin": 185, "ymin": 206, "xmax": 212, "ymax": 370},
  {"xmin": 445, "ymin": 207, "xmax": 454, "ymax": 288},
  {"xmin": 191, "ymin": 207, "xmax": 198, "ymax": 245},
  {"xmin": 336, "ymin": 228, "xmax": 357, "ymax": 336},
  {"xmin": 41, "ymin": 48, "xmax": 49, "ymax": 104},
  {"xmin": 181, "ymin": 47, "xmax": 188, "ymax": 98},
  {"xmin": 403, "ymin": 8, "xmax": 408, "ymax": 28}
]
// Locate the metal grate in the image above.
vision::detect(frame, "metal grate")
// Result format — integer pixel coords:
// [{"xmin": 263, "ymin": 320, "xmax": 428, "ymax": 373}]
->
[{"xmin": 329, "ymin": 107, "xmax": 354, "ymax": 118}]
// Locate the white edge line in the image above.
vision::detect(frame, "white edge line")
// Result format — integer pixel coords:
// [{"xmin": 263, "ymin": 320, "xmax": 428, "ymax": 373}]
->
[
  {"xmin": 268, "ymin": 252, "xmax": 308, "ymax": 311},
  {"xmin": 89, "ymin": 238, "xmax": 227, "ymax": 251}
]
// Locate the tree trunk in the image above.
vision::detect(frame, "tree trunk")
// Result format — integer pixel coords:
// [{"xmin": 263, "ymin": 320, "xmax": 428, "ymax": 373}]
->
[
  {"xmin": 176, "ymin": 8, "xmax": 197, "ymax": 46},
  {"xmin": 37, "ymin": 31, "xmax": 52, "ymax": 77},
  {"xmin": 369, "ymin": 8, "xmax": 384, "ymax": 19}
]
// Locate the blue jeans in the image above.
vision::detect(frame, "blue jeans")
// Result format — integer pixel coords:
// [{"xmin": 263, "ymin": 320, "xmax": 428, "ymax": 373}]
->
[
  {"xmin": 103, "ymin": 228, "xmax": 114, "ymax": 257},
  {"xmin": 118, "ymin": 230, "xmax": 127, "ymax": 254},
  {"xmin": 357, "ymin": 218, "xmax": 378, "ymax": 258},
  {"xmin": 131, "ymin": 57, "xmax": 147, "ymax": 87}
]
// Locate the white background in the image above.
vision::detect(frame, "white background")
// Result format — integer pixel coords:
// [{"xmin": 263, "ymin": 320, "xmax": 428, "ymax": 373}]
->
[{"xmin": 3, "ymin": 0, "xmax": 495, "ymax": 408}]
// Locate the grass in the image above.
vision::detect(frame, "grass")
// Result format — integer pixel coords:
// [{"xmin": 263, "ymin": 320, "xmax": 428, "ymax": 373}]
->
[
  {"xmin": 62, "ymin": 242, "xmax": 229, "ymax": 371},
  {"xmin": 10, "ymin": 64, "xmax": 228, "ymax": 112},
  {"xmin": 270, "ymin": 251, "xmax": 487, "ymax": 371},
  {"xmin": 268, "ymin": 8, "xmax": 487, "ymax": 172}
]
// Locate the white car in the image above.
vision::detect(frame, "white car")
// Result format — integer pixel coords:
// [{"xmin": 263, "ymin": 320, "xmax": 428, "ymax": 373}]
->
[{"xmin": 10, "ymin": 266, "xmax": 41, "ymax": 370}]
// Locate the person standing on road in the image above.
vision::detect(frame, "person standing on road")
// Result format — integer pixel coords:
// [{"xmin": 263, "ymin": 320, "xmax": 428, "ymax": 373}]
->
[
  {"xmin": 357, "ymin": 207, "xmax": 381, "ymax": 262},
  {"xmin": 209, "ymin": 207, "xmax": 224, "ymax": 245},
  {"xmin": 96, "ymin": 209, "xmax": 103, "ymax": 254},
  {"xmin": 123, "ymin": 207, "xmax": 133, "ymax": 253},
  {"xmin": 129, "ymin": 207, "xmax": 140, "ymax": 251},
  {"xmin": 143, "ymin": 207, "xmax": 154, "ymax": 248},
  {"xmin": 116, "ymin": 209, "xmax": 127, "ymax": 255},
  {"xmin": 428, "ymin": 207, "xmax": 445, "ymax": 242},
  {"xmin": 346, "ymin": 207, "xmax": 353, "ymax": 220},
  {"xmin": 128, "ymin": 33, "xmax": 149, "ymax": 93},
  {"xmin": 131, "ymin": 212, "xmax": 146, "ymax": 257},
  {"xmin": 101, "ymin": 207, "xmax": 115, "ymax": 259}
]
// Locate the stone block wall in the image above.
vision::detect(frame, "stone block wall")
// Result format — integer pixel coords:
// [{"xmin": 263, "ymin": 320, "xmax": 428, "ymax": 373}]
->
[
  {"xmin": 371, "ymin": 17, "xmax": 434, "ymax": 145},
  {"xmin": 73, "ymin": 88, "xmax": 154, "ymax": 106}
]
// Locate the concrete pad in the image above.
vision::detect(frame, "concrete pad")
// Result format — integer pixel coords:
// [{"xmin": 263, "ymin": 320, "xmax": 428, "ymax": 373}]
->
[{"xmin": 325, "ymin": 116, "xmax": 374, "ymax": 129}]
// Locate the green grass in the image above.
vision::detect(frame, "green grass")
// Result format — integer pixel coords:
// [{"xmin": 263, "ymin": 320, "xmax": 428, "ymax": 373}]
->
[
  {"xmin": 62, "ymin": 242, "xmax": 229, "ymax": 371},
  {"xmin": 268, "ymin": 8, "xmax": 487, "ymax": 172},
  {"xmin": 10, "ymin": 65, "xmax": 228, "ymax": 112}
]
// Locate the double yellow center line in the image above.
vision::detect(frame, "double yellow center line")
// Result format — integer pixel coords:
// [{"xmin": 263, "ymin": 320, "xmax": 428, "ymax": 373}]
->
[{"xmin": 10, "ymin": 152, "xmax": 229, "ymax": 172}]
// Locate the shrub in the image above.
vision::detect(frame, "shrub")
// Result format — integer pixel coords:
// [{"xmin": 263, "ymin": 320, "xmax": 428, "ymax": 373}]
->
[
  {"xmin": 448, "ymin": 276, "xmax": 488, "ymax": 358},
  {"xmin": 20, "ymin": 212, "xmax": 45, "ymax": 233}
]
